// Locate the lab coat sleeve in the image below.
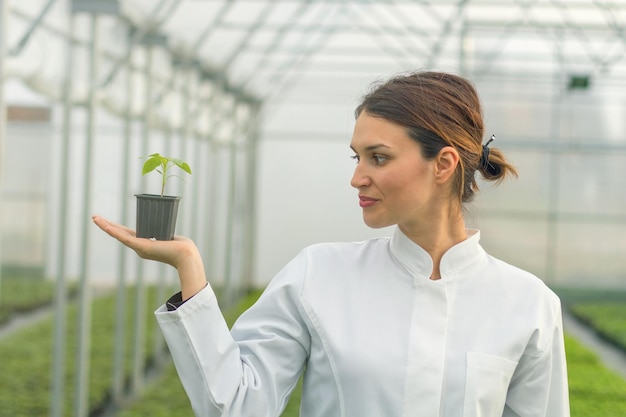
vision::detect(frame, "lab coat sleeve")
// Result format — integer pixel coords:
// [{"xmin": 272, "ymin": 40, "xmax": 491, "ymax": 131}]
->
[
  {"xmin": 503, "ymin": 302, "xmax": 570, "ymax": 417},
  {"xmin": 154, "ymin": 250, "xmax": 311, "ymax": 417}
]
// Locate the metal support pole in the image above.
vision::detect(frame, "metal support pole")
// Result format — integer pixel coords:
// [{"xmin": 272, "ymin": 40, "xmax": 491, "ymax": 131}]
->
[
  {"xmin": 74, "ymin": 13, "xmax": 99, "ymax": 417},
  {"xmin": 203, "ymin": 133, "xmax": 218, "ymax": 290},
  {"xmin": 132, "ymin": 43, "xmax": 153, "ymax": 394},
  {"xmin": 152, "ymin": 124, "xmax": 173, "ymax": 365},
  {"xmin": 49, "ymin": 13, "xmax": 74, "ymax": 417},
  {"xmin": 546, "ymin": 73, "xmax": 563, "ymax": 283},
  {"xmin": 223, "ymin": 101, "xmax": 240, "ymax": 307},
  {"xmin": 189, "ymin": 78, "xmax": 205, "ymax": 244},
  {"xmin": 0, "ymin": 0, "xmax": 8, "ymax": 312},
  {"xmin": 191, "ymin": 80, "xmax": 216, "ymax": 247},
  {"xmin": 177, "ymin": 64, "xmax": 195, "ymax": 238},
  {"xmin": 189, "ymin": 84, "xmax": 205, "ymax": 246},
  {"xmin": 112, "ymin": 34, "xmax": 135, "ymax": 405},
  {"xmin": 151, "ymin": 62, "xmax": 179, "ymax": 364},
  {"xmin": 203, "ymin": 81, "xmax": 225, "ymax": 294},
  {"xmin": 242, "ymin": 104, "xmax": 261, "ymax": 289}
]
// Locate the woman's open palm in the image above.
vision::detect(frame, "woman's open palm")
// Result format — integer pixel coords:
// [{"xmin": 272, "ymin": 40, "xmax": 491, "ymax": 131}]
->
[{"xmin": 92, "ymin": 215, "xmax": 197, "ymax": 269}]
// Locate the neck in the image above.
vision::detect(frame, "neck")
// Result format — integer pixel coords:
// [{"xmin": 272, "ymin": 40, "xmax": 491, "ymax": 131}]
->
[{"xmin": 398, "ymin": 212, "xmax": 467, "ymax": 280}]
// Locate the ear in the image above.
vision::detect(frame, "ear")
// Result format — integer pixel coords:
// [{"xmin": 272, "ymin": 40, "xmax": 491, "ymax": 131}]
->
[{"xmin": 434, "ymin": 146, "xmax": 460, "ymax": 184}]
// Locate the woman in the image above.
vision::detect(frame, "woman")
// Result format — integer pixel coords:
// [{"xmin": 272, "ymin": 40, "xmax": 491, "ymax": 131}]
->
[{"xmin": 93, "ymin": 71, "xmax": 570, "ymax": 417}]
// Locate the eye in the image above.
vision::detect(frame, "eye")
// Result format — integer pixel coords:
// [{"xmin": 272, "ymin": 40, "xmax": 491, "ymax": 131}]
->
[
  {"xmin": 350, "ymin": 154, "xmax": 360, "ymax": 163},
  {"xmin": 372, "ymin": 154, "xmax": 388, "ymax": 165}
]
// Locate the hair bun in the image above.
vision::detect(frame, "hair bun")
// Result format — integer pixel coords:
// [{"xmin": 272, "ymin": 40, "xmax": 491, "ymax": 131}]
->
[
  {"xmin": 483, "ymin": 160, "xmax": 502, "ymax": 177},
  {"xmin": 479, "ymin": 135, "xmax": 502, "ymax": 177}
]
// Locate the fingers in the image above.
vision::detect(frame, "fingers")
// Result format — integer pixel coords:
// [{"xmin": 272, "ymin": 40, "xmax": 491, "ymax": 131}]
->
[
  {"xmin": 93, "ymin": 215, "xmax": 153, "ymax": 257},
  {"xmin": 92, "ymin": 215, "xmax": 141, "ymax": 251},
  {"xmin": 92, "ymin": 215, "xmax": 136, "ymax": 237},
  {"xmin": 92, "ymin": 216, "xmax": 135, "ymax": 243}
]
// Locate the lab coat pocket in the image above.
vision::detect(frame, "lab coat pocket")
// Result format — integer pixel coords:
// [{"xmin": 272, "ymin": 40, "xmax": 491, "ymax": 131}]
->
[{"xmin": 463, "ymin": 351, "xmax": 518, "ymax": 417}]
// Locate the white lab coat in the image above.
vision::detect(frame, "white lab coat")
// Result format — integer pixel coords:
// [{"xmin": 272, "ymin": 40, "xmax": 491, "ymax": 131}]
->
[{"xmin": 155, "ymin": 227, "xmax": 570, "ymax": 417}]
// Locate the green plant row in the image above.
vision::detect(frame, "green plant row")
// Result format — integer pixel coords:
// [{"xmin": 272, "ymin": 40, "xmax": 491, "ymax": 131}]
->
[
  {"xmin": 0, "ymin": 285, "xmax": 161, "ymax": 417},
  {"xmin": 116, "ymin": 295, "xmax": 626, "ymax": 417},
  {"xmin": 0, "ymin": 277, "xmax": 75, "ymax": 325},
  {"xmin": 568, "ymin": 302, "xmax": 626, "ymax": 353},
  {"xmin": 565, "ymin": 334, "xmax": 626, "ymax": 415}
]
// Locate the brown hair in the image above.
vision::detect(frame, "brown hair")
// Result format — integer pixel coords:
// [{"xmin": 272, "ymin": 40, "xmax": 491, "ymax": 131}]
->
[{"xmin": 355, "ymin": 71, "xmax": 517, "ymax": 203}]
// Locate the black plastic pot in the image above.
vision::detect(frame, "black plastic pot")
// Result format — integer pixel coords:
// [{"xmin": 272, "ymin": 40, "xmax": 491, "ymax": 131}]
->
[{"xmin": 135, "ymin": 194, "xmax": 181, "ymax": 241}]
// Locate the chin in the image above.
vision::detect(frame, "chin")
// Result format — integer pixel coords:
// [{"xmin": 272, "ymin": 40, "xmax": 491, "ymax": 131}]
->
[{"xmin": 362, "ymin": 216, "xmax": 393, "ymax": 229}]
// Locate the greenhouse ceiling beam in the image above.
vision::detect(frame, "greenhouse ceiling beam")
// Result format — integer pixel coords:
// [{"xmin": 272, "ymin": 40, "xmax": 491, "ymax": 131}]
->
[
  {"xmin": 466, "ymin": 19, "xmax": 626, "ymax": 33},
  {"xmin": 544, "ymin": 3, "xmax": 626, "ymax": 70},
  {"xmin": 191, "ymin": 1, "xmax": 234, "ymax": 51},
  {"xmin": 464, "ymin": 0, "xmax": 625, "ymax": 11},
  {"xmin": 260, "ymin": 3, "xmax": 352, "ymax": 103},
  {"xmin": 8, "ymin": 3, "xmax": 260, "ymax": 107},
  {"xmin": 238, "ymin": 0, "xmax": 316, "ymax": 90},
  {"xmin": 70, "ymin": 0, "xmax": 118, "ymax": 14},
  {"xmin": 467, "ymin": 12, "xmax": 626, "ymax": 76},
  {"xmin": 248, "ymin": 0, "xmax": 622, "ymax": 7},
  {"xmin": 358, "ymin": 0, "xmax": 444, "ymax": 68},
  {"xmin": 271, "ymin": 69, "xmax": 626, "ymax": 90},
  {"xmin": 345, "ymin": 4, "xmax": 425, "ymax": 66},
  {"xmin": 465, "ymin": 0, "xmax": 536, "ymax": 79},
  {"xmin": 218, "ymin": 1, "xmax": 277, "ymax": 72},
  {"xmin": 246, "ymin": 44, "xmax": 398, "ymax": 56},
  {"xmin": 99, "ymin": 0, "xmax": 182, "ymax": 87},
  {"xmin": 548, "ymin": 1, "xmax": 617, "ymax": 72},
  {"xmin": 354, "ymin": 0, "xmax": 431, "ymax": 59},
  {"xmin": 9, "ymin": 0, "xmax": 56, "ymax": 56},
  {"xmin": 384, "ymin": 0, "xmax": 437, "ymax": 35},
  {"xmin": 184, "ymin": 1, "xmax": 266, "ymax": 104},
  {"xmin": 246, "ymin": 45, "xmax": 615, "ymax": 66},
  {"xmin": 425, "ymin": 0, "xmax": 468, "ymax": 68},
  {"xmin": 219, "ymin": 15, "xmax": 626, "ymax": 36},
  {"xmin": 219, "ymin": 21, "xmax": 434, "ymax": 37},
  {"xmin": 245, "ymin": 10, "xmax": 618, "ymax": 70},
  {"xmin": 258, "ymin": 51, "xmax": 615, "ymax": 74},
  {"xmin": 595, "ymin": 2, "xmax": 626, "ymax": 42}
]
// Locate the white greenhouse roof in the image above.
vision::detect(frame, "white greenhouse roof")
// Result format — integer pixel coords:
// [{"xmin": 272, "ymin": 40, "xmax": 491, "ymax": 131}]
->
[{"xmin": 5, "ymin": 0, "xmax": 626, "ymax": 110}]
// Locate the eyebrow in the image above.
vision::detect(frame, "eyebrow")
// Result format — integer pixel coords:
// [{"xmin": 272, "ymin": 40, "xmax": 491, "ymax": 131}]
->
[{"xmin": 350, "ymin": 143, "xmax": 391, "ymax": 152}]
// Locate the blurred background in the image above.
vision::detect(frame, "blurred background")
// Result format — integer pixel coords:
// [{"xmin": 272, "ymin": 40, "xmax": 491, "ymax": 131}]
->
[{"xmin": 1, "ymin": 0, "xmax": 625, "ymax": 416}]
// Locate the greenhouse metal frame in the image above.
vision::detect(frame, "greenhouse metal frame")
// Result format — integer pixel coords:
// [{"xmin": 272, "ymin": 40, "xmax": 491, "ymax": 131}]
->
[{"xmin": 1, "ymin": 1, "xmax": 626, "ymax": 416}]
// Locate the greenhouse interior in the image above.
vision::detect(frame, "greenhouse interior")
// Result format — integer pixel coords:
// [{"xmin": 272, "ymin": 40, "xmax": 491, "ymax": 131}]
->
[{"xmin": 1, "ymin": 0, "xmax": 625, "ymax": 416}]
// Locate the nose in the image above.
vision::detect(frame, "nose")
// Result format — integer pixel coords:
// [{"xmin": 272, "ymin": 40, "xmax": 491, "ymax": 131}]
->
[{"xmin": 350, "ymin": 162, "xmax": 371, "ymax": 189}]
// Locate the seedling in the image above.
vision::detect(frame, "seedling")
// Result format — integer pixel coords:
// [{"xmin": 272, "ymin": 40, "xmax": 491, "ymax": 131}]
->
[{"xmin": 142, "ymin": 153, "xmax": 192, "ymax": 197}]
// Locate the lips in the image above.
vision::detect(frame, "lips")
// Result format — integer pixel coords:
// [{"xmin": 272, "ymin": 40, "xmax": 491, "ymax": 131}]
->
[{"xmin": 359, "ymin": 196, "xmax": 379, "ymax": 208}]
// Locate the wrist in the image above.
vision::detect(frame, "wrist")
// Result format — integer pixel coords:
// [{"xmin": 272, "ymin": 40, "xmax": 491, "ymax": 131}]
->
[{"xmin": 173, "ymin": 244, "xmax": 208, "ymax": 301}]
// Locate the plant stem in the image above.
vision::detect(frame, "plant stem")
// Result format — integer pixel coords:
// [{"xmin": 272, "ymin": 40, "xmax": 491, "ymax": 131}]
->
[{"xmin": 161, "ymin": 161, "xmax": 167, "ymax": 197}]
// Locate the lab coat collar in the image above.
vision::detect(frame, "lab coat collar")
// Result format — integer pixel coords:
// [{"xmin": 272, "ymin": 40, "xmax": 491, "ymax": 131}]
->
[{"xmin": 389, "ymin": 226, "xmax": 486, "ymax": 282}]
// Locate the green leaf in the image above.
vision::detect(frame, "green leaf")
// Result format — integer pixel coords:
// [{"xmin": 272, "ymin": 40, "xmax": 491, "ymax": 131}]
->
[
  {"xmin": 142, "ymin": 156, "xmax": 164, "ymax": 175},
  {"xmin": 170, "ymin": 158, "xmax": 192, "ymax": 175},
  {"xmin": 141, "ymin": 153, "xmax": 191, "ymax": 196}
]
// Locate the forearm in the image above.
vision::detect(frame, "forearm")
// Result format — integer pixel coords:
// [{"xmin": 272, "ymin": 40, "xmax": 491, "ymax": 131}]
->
[{"xmin": 174, "ymin": 245, "xmax": 208, "ymax": 301}]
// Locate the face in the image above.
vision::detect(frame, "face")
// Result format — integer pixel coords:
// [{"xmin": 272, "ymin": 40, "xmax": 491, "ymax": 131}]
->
[{"xmin": 350, "ymin": 112, "xmax": 440, "ymax": 230}]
